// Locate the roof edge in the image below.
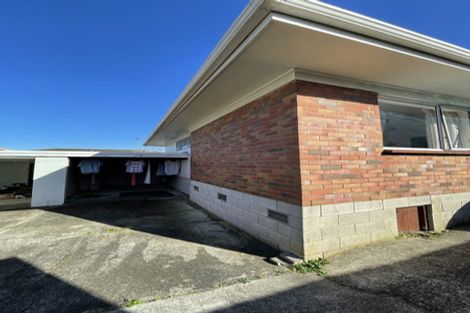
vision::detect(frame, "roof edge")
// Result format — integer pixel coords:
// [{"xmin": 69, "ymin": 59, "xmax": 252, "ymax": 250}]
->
[{"xmin": 145, "ymin": 0, "xmax": 470, "ymax": 146}]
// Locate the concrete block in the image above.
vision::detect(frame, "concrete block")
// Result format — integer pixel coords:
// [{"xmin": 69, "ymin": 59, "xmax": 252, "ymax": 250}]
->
[
  {"xmin": 442, "ymin": 200, "xmax": 463, "ymax": 213},
  {"xmin": 277, "ymin": 224, "xmax": 302, "ymax": 242},
  {"xmin": 303, "ymin": 228, "xmax": 322, "ymax": 242},
  {"xmin": 339, "ymin": 212, "xmax": 370, "ymax": 225},
  {"xmin": 355, "ymin": 221, "xmax": 385, "ymax": 234},
  {"xmin": 303, "ymin": 205, "xmax": 321, "ymax": 217},
  {"xmin": 277, "ymin": 201, "xmax": 302, "ymax": 217},
  {"xmin": 321, "ymin": 224, "xmax": 355, "ymax": 240},
  {"xmin": 257, "ymin": 215, "xmax": 278, "ymax": 231},
  {"xmin": 383, "ymin": 198, "xmax": 408, "ymax": 210},
  {"xmin": 314, "ymin": 215, "xmax": 339, "ymax": 228},
  {"xmin": 314, "ymin": 238, "xmax": 340, "ymax": 252},
  {"xmin": 369, "ymin": 210, "xmax": 386, "ymax": 222},
  {"xmin": 321, "ymin": 203, "xmax": 353, "ymax": 216},
  {"xmin": 279, "ymin": 252, "xmax": 303, "ymax": 265},
  {"xmin": 289, "ymin": 216, "xmax": 303, "ymax": 230},
  {"xmin": 257, "ymin": 196, "xmax": 277, "ymax": 210},
  {"xmin": 267, "ymin": 229, "xmax": 290, "ymax": 249},
  {"xmin": 408, "ymin": 195, "xmax": 431, "ymax": 206},
  {"xmin": 354, "ymin": 200, "xmax": 383, "ymax": 212},
  {"xmin": 290, "ymin": 239, "xmax": 305, "ymax": 257}
]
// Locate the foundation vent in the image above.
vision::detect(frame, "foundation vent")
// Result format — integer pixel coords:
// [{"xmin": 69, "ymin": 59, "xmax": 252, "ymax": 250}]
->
[
  {"xmin": 194, "ymin": 185, "xmax": 199, "ymax": 192},
  {"xmin": 217, "ymin": 193, "xmax": 227, "ymax": 202},
  {"xmin": 268, "ymin": 210, "xmax": 288, "ymax": 224}
]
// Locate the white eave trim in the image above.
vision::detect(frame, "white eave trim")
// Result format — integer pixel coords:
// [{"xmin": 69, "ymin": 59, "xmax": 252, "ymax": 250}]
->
[
  {"xmin": 273, "ymin": 0, "xmax": 470, "ymax": 64},
  {"xmin": 145, "ymin": 0, "xmax": 470, "ymax": 145}
]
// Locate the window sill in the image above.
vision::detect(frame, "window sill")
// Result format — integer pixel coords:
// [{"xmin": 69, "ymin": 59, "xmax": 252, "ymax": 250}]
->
[{"xmin": 383, "ymin": 148, "xmax": 470, "ymax": 156}]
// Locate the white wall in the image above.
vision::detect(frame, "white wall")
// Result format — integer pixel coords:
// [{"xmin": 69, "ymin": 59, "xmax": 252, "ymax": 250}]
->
[
  {"xmin": 31, "ymin": 158, "xmax": 69, "ymax": 207},
  {"xmin": 0, "ymin": 160, "xmax": 31, "ymax": 190}
]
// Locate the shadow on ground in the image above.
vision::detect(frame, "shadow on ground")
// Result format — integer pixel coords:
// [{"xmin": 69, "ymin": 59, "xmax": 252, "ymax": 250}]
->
[
  {"xmin": 204, "ymin": 227, "xmax": 470, "ymax": 313},
  {"xmin": 44, "ymin": 197, "xmax": 276, "ymax": 258},
  {"xmin": 0, "ymin": 258, "xmax": 117, "ymax": 313}
]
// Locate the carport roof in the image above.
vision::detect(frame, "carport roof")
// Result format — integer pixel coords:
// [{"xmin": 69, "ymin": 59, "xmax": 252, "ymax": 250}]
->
[
  {"xmin": 0, "ymin": 149, "xmax": 188, "ymax": 160},
  {"xmin": 145, "ymin": 0, "xmax": 470, "ymax": 146}
]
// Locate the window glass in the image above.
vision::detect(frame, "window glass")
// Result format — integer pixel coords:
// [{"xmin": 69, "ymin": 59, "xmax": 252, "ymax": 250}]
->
[
  {"xmin": 380, "ymin": 102, "xmax": 440, "ymax": 148},
  {"xmin": 441, "ymin": 108, "xmax": 470, "ymax": 149}
]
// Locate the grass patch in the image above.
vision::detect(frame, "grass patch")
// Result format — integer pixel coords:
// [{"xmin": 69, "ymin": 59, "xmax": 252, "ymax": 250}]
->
[
  {"xmin": 105, "ymin": 227, "xmax": 129, "ymax": 234},
  {"xmin": 124, "ymin": 298, "xmax": 144, "ymax": 308},
  {"xmin": 237, "ymin": 277, "xmax": 248, "ymax": 284},
  {"xmin": 396, "ymin": 230, "xmax": 447, "ymax": 240},
  {"xmin": 290, "ymin": 258, "xmax": 328, "ymax": 276}
]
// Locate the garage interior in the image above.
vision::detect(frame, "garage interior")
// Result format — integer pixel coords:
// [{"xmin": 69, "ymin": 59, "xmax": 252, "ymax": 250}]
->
[
  {"xmin": 66, "ymin": 157, "xmax": 185, "ymax": 202},
  {"xmin": 0, "ymin": 159, "xmax": 34, "ymax": 209}
]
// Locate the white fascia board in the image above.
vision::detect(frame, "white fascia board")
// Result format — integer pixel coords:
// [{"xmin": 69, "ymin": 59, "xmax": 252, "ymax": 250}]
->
[
  {"xmin": 145, "ymin": 0, "xmax": 470, "ymax": 146},
  {"xmin": 271, "ymin": 0, "xmax": 470, "ymax": 64}
]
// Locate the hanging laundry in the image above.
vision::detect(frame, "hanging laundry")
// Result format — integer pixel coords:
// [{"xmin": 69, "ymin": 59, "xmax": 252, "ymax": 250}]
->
[
  {"xmin": 78, "ymin": 159, "xmax": 103, "ymax": 186},
  {"xmin": 156, "ymin": 162, "xmax": 166, "ymax": 176},
  {"xmin": 125, "ymin": 160, "xmax": 145, "ymax": 173},
  {"xmin": 78, "ymin": 159, "xmax": 102, "ymax": 175},
  {"xmin": 144, "ymin": 161, "xmax": 151, "ymax": 184},
  {"xmin": 131, "ymin": 173, "xmax": 137, "ymax": 186},
  {"xmin": 165, "ymin": 160, "xmax": 180, "ymax": 176}
]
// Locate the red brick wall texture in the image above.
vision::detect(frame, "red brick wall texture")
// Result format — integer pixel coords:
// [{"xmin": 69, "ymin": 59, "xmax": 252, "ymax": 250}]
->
[
  {"xmin": 191, "ymin": 80, "xmax": 470, "ymax": 207},
  {"xmin": 191, "ymin": 82, "xmax": 303, "ymax": 205}
]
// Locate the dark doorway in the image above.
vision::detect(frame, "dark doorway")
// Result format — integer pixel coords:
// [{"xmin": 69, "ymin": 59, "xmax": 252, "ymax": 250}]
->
[{"xmin": 396, "ymin": 205, "xmax": 432, "ymax": 233}]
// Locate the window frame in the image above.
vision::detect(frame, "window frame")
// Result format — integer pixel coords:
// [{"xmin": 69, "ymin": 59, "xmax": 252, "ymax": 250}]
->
[
  {"xmin": 439, "ymin": 105, "xmax": 470, "ymax": 151},
  {"xmin": 379, "ymin": 99, "xmax": 470, "ymax": 152}
]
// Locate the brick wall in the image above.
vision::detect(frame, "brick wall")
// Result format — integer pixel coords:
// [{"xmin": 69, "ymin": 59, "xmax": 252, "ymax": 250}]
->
[
  {"xmin": 191, "ymin": 82, "xmax": 302, "ymax": 205},
  {"xmin": 297, "ymin": 80, "xmax": 470, "ymax": 207}
]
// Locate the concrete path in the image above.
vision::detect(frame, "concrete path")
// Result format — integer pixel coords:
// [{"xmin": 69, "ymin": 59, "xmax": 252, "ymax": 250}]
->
[{"xmin": 111, "ymin": 226, "xmax": 470, "ymax": 313}]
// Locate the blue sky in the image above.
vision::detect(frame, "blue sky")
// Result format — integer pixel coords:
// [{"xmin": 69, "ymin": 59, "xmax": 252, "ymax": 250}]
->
[{"xmin": 1, "ymin": 0, "xmax": 469, "ymax": 150}]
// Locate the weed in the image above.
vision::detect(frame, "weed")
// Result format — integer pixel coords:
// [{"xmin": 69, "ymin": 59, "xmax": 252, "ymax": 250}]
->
[
  {"xmin": 124, "ymin": 298, "xmax": 144, "ymax": 308},
  {"xmin": 105, "ymin": 227, "xmax": 129, "ymax": 234},
  {"xmin": 237, "ymin": 277, "xmax": 248, "ymax": 284},
  {"xmin": 396, "ymin": 230, "xmax": 447, "ymax": 240},
  {"xmin": 290, "ymin": 258, "xmax": 328, "ymax": 276}
]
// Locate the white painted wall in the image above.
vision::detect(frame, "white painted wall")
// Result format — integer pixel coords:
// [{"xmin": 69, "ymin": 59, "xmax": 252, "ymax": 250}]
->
[
  {"xmin": 31, "ymin": 158, "xmax": 69, "ymax": 207},
  {"xmin": 179, "ymin": 159, "xmax": 190, "ymax": 179},
  {"xmin": 0, "ymin": 160, "xmax": 31, "ymax": 190}
]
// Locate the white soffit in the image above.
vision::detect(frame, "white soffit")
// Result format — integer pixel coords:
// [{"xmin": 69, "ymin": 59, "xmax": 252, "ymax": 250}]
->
[{"xmin": 146, "ymin": 8, "xmax": 470, "ymax": 145}]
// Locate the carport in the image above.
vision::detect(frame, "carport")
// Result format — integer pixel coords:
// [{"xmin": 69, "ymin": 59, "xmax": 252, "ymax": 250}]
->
[{"xmin": 0, "ymin": 149, "xmax": 189, "ymax": 208}]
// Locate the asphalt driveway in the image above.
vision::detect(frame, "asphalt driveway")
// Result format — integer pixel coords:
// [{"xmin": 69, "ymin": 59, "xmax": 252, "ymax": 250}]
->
[{"xmin": 0, "ymin": 197, "xmax": 283, "ymax": 313}]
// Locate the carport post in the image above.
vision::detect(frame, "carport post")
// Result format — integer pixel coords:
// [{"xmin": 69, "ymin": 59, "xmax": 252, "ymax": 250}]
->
[{"xmin": 31, "ymin": 157, "xmax": 70, "ymax": 207}]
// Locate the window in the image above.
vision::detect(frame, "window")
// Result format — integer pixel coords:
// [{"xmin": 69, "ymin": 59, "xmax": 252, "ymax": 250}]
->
[
  {"xmin": 176, "ymin": 137, "xmax": 191, "ymax": 151},
  {"xmin": 380, "ymin": 100, "xmax": 470, "ymax": 151},
  {"xmin": 441, "ymin": 107, "xmax": 470, "ymax": 149}
]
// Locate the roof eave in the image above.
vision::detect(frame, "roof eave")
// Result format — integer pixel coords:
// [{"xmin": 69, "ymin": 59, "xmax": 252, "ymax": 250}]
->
[{"xmin": 145, "ymin": 0, "xmax": 470, "ymax": 146}]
